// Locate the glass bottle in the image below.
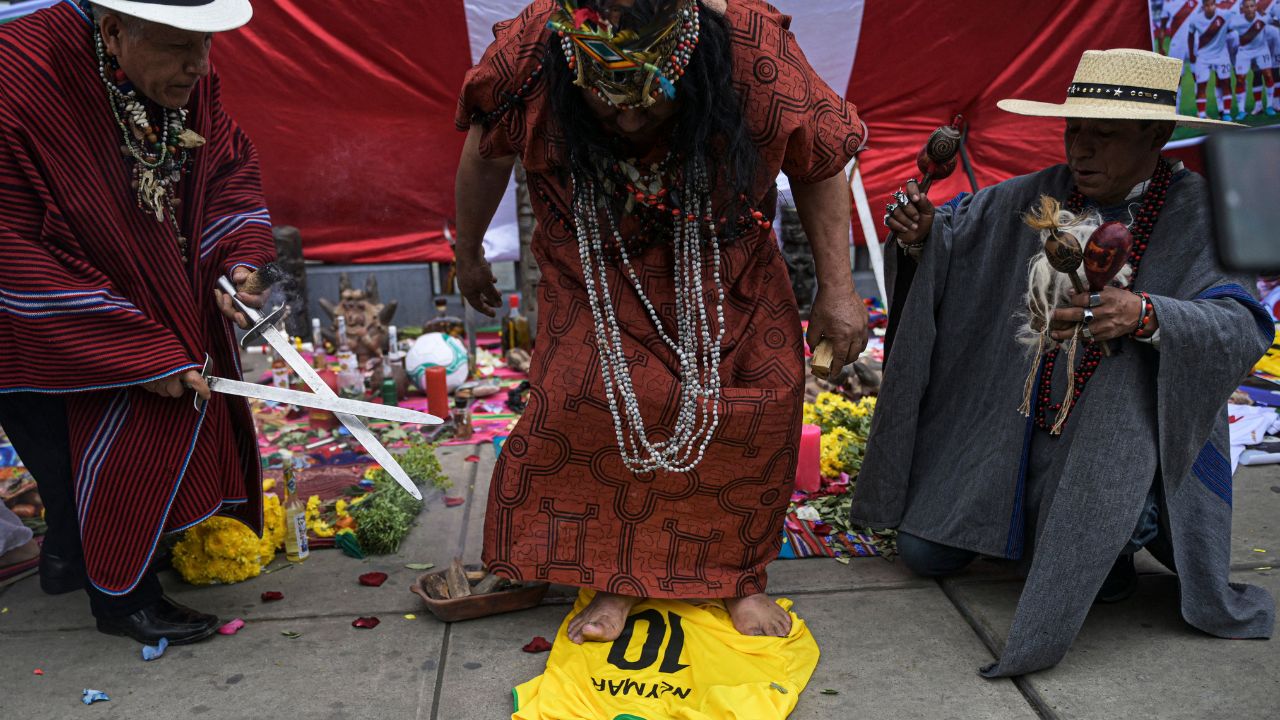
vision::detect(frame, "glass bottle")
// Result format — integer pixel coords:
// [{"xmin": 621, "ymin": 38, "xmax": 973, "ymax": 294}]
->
[
  {"xmin": 281, "ymin": 452, "xmax": 309, "ymax": 563},
  {"xmin": 452, "ymin": 396, "xmax": 473, "ymax": 440},
  {"xmin": 424, "ymin": 297, "xmax": 465, "ymax": 339},
  {"xmin": 311, "ymin": 317, "xmax": 326, "ymax": 371},
  {"xmin": 335, "ymin": 316, "xmax": 363, "ymax": 398},
  {"xmin": 270, "ymin": 351, "xmax": 289, "ymax": 389},
  {"xmin": 501, "ymin": 294, "xmax": 531, "ymax": 354}
]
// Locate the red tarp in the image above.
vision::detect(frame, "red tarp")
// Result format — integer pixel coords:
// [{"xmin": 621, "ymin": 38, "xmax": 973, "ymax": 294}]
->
[
  {"xmin": 214, "ymin": 0, "xmax": 472, "ymax": 263},
  {"xmin": 847, "ymin": 0, "xmax": 1150, "ymax": 242},
  {"xmin": 216, "ymin": 1, "xmax": 1152, "ymax": 262}
]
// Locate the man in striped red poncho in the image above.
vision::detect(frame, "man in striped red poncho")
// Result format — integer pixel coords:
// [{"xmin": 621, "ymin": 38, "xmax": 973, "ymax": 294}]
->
[{"xmin": 0, "ymin": 0, "xmax": 272, "ymax": 645}]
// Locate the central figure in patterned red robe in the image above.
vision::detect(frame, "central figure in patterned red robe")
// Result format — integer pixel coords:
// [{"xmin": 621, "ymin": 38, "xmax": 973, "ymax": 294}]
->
[{"xmin": 454, "ymin": 0, "xmax": 868, "ymax": 640}]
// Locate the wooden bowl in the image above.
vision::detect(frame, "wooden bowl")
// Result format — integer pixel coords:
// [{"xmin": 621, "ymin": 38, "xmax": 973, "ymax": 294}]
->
[{"xmin": 409, "ymin": 567, "xmax": 549, "ymax": 623}]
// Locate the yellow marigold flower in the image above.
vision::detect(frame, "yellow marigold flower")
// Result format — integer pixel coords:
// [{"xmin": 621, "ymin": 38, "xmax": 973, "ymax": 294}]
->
[
  {"xmin": 172, "ymin": 513, "xmax": 276, "ymax": 585},
  {"xmin": 335, "ymin": 499, "xmax": 349, "ymax": 518},
  {"xmin": 819, "ymin": 426, "xmax": 858, "ymax": 477},
  {"xmin": 262, "ymin": 477, "xmax": 276, "ymax": 492},
  {"xmin": 261, "ymin": 494, "xmax": 285, "ymax": 555}
]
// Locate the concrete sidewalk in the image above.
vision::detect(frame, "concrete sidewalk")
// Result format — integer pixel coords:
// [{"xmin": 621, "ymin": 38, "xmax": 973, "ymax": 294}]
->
[{"xmin": 1, "ymin": 444, "xmax": 1276, "ymax": 719}]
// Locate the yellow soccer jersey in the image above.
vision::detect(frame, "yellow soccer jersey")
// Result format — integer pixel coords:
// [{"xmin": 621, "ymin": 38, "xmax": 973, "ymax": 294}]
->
[
  {"xmin": 512, "ymin": 591, "xmax": 819, "ymax": 720},
  {"xmin": 1256, "ymin": 327, "xmax": 1280, "ymax": 378}
]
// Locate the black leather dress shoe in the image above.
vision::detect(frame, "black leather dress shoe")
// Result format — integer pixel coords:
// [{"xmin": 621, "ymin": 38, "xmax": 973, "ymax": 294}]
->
[
  {"xmin": 38, "ymin": 552, "xmax": 87, "ymax": 595},
  {"xmin": 96, "ymin": 596, "xmax": 220, "ymax": 646}
]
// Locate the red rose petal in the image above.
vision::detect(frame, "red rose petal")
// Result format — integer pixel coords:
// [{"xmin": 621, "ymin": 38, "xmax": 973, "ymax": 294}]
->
[
  {"xmin": 443, "ymin": 496, "xmax": 466, "ymax": 507},
  {"xmin": 464, "ymin": 454, "xmax": 480, "ymax": 463},
  {"xmin": 358, "ymin": 572, "xmax": 388, "ymax": 587},
  {"xmin": 260, "ymin": 591, "xmax": 284, "ymax": 602},
  {"xmin": 521, "ymin": 636, "xmax": 552, "ymax": 653},
  {"xmin": 352, "ymin": 616, "xmax": 381, "ymax": 629}
]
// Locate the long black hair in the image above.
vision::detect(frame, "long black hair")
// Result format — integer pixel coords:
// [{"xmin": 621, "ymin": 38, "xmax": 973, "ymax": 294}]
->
[{"xmin": 546, "ymin": 0, "xmax": 758, "ymax": 233}]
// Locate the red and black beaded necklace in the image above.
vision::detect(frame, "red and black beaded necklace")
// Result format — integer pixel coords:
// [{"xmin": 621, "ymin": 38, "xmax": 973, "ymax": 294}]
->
[{"xmin": 1034, "ymin": 157, "xmax": 1172, "ymax": 432}]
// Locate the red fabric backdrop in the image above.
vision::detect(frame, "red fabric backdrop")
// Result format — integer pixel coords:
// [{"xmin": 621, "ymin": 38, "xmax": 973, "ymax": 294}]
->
[
  {"xmin": 847, "ymin": 0, "xmax": 1150, "ymax": 242},
  {"xmin": 216, "ymin": 1, "xmax": 1153, "ymax": 262},
  {"xmin": 214, "ymin": 0, "xmax": 472, "ymax": 263}
]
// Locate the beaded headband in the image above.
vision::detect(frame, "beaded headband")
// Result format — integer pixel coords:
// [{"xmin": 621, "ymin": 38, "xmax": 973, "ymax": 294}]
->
[{"xmin": 548, "ymin": 0, "xmax": 699, "ymax": 109}]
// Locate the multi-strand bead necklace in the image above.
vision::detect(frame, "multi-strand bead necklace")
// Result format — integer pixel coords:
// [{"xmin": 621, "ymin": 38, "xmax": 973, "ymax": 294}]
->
[
  {"xmin": 1035, "ymin": 158, "xmax": 1172, "ymax": 432},
  {"xmin": 93, "ymin": 24, "xmax": 203, "ymax": 261},
  {"xmin": 574, "ymin": 157, "xmax": 725, "ymax": 473}
]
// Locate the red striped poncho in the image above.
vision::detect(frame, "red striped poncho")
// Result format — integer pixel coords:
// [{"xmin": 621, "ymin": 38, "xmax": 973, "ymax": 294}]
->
[{"xmin": 0, "ymin": 1, "xmax": 274, "ymax": 595}]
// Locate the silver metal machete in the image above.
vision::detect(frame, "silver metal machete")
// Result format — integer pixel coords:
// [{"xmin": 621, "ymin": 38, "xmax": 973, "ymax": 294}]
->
[{"xmin": 215, "ymin": 276, "xmax": 427, "ymax": 500}]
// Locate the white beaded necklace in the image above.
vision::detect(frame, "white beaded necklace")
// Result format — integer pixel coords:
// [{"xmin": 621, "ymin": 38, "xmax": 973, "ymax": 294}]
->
[{"xmin": 573, "ymin": 159, "xmax": 725, "ymax": 474}]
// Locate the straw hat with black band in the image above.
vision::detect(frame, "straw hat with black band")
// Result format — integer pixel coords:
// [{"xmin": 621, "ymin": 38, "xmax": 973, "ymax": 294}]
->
[
  {"xmin": 90, "ymin": 0, "xmax": 251, "ymax": 33},
  {"xmin": 998, "ymin": 48, "xmax": 1241, "ymax": 130}
]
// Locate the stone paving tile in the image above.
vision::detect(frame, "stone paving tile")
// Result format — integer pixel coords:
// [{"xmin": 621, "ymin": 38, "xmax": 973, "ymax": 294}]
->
[
  {"xmin": 0, "ymin": 614, "xmax": 445, "ymax": 720},
  {"xmin": 434, "ymin": 604, "xmax": 569, "ymax": 720},
  {"xmin": 1231, "ymin": 466, "xmax": 1280, "ymax": 568},
  {"xmin": 458, "ymin": 442, "xmax": 496, "ymax": 565},
  {"xmin": 945, "ymin": 569, "xmax": 1280, "ymax": 719},
  {"xmin": 790, "ymin": 587, "xmax": 1037, "ymax": 720}
]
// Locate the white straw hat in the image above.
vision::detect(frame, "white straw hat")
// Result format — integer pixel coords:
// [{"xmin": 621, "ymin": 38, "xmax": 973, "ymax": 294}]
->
[
  {"xmin": 998, "ymin": 48, "xmax": 1240, "ymax": 130},
  {"xmin": 90, "ymin": 0, "xmax": 252, "ymax": 33}
]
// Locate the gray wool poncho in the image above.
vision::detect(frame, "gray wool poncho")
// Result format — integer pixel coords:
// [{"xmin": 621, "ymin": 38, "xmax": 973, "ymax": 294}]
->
[{"xmin": 850, "ymin": 163, "xmax": 1275, "ymax": 677}]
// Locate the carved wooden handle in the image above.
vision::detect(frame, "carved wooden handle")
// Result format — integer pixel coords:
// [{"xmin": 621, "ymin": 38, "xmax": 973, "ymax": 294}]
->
[{"xmin": 811, "ymin": 339, "xmax": 835, "ymax": 379}]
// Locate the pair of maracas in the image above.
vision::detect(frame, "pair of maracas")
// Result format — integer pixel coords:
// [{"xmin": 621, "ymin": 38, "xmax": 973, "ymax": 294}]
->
[{"xmin": 1043, "ymin": 220, "xmax": 1134, "ymax": 355}]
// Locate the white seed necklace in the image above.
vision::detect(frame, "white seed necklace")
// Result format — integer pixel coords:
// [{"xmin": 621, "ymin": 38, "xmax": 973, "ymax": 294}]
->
[{"xmin": 572, "ymin": 159, "xmax": 725, "ymax": 474}]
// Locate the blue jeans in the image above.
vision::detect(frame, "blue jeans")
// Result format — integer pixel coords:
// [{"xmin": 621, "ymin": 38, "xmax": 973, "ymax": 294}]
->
[{"xmin": 897, "ymin": 533, "xmax": 978, "ymax": 577}]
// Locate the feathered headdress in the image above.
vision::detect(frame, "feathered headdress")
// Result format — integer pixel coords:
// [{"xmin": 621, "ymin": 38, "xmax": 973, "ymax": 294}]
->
[{"xmin": 548, "ymin": 0, "xmax": 700, "ymax": 108}]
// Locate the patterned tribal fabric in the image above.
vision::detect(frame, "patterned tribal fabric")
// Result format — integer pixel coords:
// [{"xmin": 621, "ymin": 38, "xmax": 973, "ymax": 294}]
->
[
  {"xmin": 0, "ymin": 2, "xmax": 274, "ymax": 594},
  {"xmin": 458, "ymin": 0, "xmax": 864, "ymax": 597}
]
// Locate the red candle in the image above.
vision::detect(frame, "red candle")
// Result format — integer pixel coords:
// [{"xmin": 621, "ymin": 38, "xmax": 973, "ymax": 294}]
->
[
  {"xmin": 308, "ymin": 369, "xmax": 341, "ymax": 430},
  {"xmin": 795, "ymin": 424, "xmax": 822, "ymax": 493},
  {"xmin": 425, "ymin": 366, "xmax": 450, "ymax": 420}
]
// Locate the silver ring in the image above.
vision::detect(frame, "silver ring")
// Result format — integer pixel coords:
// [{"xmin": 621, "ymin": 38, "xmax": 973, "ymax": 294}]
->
[
  {"xmin": 893, "ymin": 190, "xmax": 909, "ymax": 205},
  {"xmin": 1082, "ymin": 308, "xmax": 1095, "ymax": 324},
  {"xmin": 882, "ymin": 213, "xmax": 892, "ymax": 228},
  {"xmin": 1081, "ymin": 323, "xmax": 1094, "ymax": 340},
  {"xmin": 1088, "ymin": 292, "xmax": 1103, "ymax": 308}
]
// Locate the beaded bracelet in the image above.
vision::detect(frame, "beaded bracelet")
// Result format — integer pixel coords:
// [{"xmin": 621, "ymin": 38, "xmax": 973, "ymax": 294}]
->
[
  {"xmin": 897, "ymin": 237, "xmax": 926, "ymax": 262},
  {"xmin": 1132, "ymin": 291, "xmax": 1156, "ymax": 338}
]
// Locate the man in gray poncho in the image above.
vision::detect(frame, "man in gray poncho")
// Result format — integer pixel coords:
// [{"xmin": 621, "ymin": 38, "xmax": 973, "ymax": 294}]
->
[{"xmin": 852, "ymin": 48, "xmax": 1275, "ymax": 677}]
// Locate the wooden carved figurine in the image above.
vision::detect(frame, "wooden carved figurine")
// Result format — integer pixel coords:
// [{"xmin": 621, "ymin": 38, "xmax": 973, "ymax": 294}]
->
[{"xmin": 318, "ymin": 273, "xmax": 398, "ymax": 364}]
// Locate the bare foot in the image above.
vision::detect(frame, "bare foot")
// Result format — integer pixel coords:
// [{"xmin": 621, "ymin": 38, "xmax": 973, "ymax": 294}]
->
[
  {"xmin": 566, "ymin": 591, "xmax": 639, "ymax": 644},
  {"xmin": 724, "ymin": 593, "xmax": 792, "ymax": 637},
  {"xmin": 0, "ymin": 538, "xmax": 39, "ymax": 568}
]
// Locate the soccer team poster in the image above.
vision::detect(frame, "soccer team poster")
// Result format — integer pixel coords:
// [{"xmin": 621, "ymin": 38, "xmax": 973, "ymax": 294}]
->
[{"xmin": 1149, "ymin": 0, "xmax": 1280, "ymax": 141}]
